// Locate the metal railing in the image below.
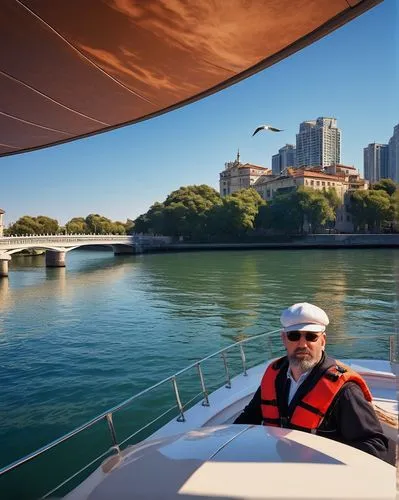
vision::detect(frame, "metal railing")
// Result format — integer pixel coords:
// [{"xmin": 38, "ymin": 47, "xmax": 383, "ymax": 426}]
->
[
  {"xmin": 0, "ymin": 235, "xmax": 132, "ymax": 246},
  {"xmin": 0, "ymin": 331, "xmax": 395, "ymax": 499}
]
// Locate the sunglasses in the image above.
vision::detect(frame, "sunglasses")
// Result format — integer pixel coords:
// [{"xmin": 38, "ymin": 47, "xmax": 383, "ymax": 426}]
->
[{"xmin": 286, "ymin": 331, "xmax": 323, "ymax": 342}]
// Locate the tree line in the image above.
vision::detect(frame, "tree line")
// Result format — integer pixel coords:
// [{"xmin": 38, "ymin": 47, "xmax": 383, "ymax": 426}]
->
[
  {"xmin": 4, "ymin": 179, "xmax": 397, "ymax": 239},
  {"xmin": 133, "ymin": 179, "xmax": 398, "ymax": 240},
  {"xmin": 4, "ymin": 214, "xmax": 132, "ymax": 236}
]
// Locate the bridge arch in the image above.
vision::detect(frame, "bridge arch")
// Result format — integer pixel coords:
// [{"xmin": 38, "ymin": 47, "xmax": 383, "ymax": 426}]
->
[{"xmin": 0, "ymin": 234, "xmax": 170, "ymax": 277}]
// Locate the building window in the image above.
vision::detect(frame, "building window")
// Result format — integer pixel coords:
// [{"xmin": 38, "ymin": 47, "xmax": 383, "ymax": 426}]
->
[
  {"xmin": 327, "ymin": 182, "xmax": 330, "ymax": 186},
  {"xmin": 316, "ymin": 181, "xmax": 320, "ymax": 186},
  {"xmin": 322, "ymin": 181, "xmax": 325, "ymax": 186},
  {"xmin": 310, "ymin": 180, "xmax": 314, "ymax": 186}
]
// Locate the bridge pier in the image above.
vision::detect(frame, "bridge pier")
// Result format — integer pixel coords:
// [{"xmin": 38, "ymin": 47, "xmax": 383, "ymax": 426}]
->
[
  {"xmin": 0, "ymin": 254, "xmax": 11, "ymax": 278},
  {"xmin": 45, "ymin": 250, "xmax": 66, "ymax": 268}
]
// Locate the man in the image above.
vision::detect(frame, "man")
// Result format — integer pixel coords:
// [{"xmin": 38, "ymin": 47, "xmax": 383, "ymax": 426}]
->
[{"xmin": 234, "ymin": 302, "xmax": 389, "ymax": 462}]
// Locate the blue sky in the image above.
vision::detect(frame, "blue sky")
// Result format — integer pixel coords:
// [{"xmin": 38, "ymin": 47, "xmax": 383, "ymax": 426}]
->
[{"xmin": 1, "ymin": 0, "xmax": 397, "ymax": 226}]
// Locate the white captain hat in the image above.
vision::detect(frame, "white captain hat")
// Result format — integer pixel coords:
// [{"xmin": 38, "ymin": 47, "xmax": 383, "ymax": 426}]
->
[{"xmin": 280, "ymin": 302, "xmax": 329, "ymax": 333}]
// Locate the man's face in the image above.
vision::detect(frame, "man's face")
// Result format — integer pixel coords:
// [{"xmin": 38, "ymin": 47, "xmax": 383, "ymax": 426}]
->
[{"xmin": 281, "ymin": 330, "xmax": 326, "ymax": 372}]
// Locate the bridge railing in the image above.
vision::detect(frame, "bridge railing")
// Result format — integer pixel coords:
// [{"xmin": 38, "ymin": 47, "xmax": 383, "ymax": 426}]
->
[
  {"xmin": 0, "ymin": 234, "xmax": 171, "ymax": 243},
  {"xmin": 0, "ymin": 234, "xmax": 133, "ymax": 246}
]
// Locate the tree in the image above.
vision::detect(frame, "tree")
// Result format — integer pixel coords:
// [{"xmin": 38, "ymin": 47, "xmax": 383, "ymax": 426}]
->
[
  {"xmin": 84, "ymin": 214, "xmax": 127, "ymax": 234},
  {"xmin": 164, "ymin": 185, "xmax": 221, "ymax": 208},
  {"xmin": 207, "ymin": 189, "xmax": 264, "ymax": 238},
  {"xmin": 112, "ymin": 221, "xmax": 128, "ymax": 234},
  {"xmin": 231, "ymin": 187, "xmax": 265, "ymax": 208},
  {"xmin": 267, "ymin": 191, "xmax": 304, "ymax": 234},
  {"xmin": 85, "ymin": 214, "xmax": 111, "ymax": 234},
  {"xmin": 372, "ymin": 179, "xmax": 397, "ymax": 197},
  {"xmin": 7, "ymin": 215, "xmax": 59, "ymax": 235},
  {"xmin": 65, "ymin": 217, "xmax": 88, "ymax": 234},
  {"xmin": 133, "ymin": 213, "xmax": 150, "ymax": 234},
  {"xmin": 135, "ymin": 185, "xmax": 222, "ymax": 240},
  {"xmin": 165, "ymin": 185, "xmax": 222, "ymax": 240},
  {"xmin": 366, "ymin": 190, "xmax": 392, "ymax": 231},
  {"xmin": 391, "ymin": 189, "xmax": 399, "ymax": 232},
  {"xmin": 36, "ymin": 216, "xmax": 59, "ymax": 234},
  {"xmin": 254, "ymin": 203, "xmax": 271, "ymax": 230},
  {"xmin": 298, "ymin": 188, "xmax": 335, "ymax": 233},
  {"xmin": 133, "ymin": 202, "xmax": 165, "ymax": 234},
  {"xmin": 322, "ymin": 188, "xmax": 341, "ymax": 212},
  {"xmin": 349, "ymin": 191, "xmax": 368, "ymax": 231},
  {"xmin": 125, "ymin": 218, "xmax": 135, "ymax": 235},
  {"xmin": 349, "ymin": 190, "xmax": 391, "ymax": 232}
]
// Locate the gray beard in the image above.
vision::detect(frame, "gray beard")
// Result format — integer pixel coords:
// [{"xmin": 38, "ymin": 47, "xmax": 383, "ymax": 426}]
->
[{"xmin": 288, "ymin": 354, "xmax": 318, "ymax": 373}]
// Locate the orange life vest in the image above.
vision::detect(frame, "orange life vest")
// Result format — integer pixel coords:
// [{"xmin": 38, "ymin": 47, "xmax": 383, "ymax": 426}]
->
[{"xmin": 260, "ymin": 357, "xmax": 372, "ymax": 432}]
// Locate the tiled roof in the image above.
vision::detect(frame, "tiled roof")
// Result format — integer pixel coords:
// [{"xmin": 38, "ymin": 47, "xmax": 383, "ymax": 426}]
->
[
  {"xmin": 239, "ymin": 163, "xmax": 269, "ymax": 170},
  {"xmin": 294, "ymin": 170, "xmax": 342, "ymax": 181},
  {"xmin": 336, "ymin": 164, "xmax": 357, "ymax": 170}
]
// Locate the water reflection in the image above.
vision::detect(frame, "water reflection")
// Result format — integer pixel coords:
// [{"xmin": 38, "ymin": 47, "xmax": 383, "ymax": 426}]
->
[
  {"xmin": 138, "ymin": 251, "xmax": 390, "ymax": 333},
  {"xmin": 0, "ymin": 252, "xmax": 138, "ymax": 314},
  {"xmin": 128, "ymin": 249, "xmax": 398, "ymax": 361},
  {"xmin": 4, "ymin": 249, "xmax": 396, "ymax": 345},
  {"xmin": 0, "ymin": 279, "xmax": 11, "ymax": 332},
  {"xmin": 9, "ymin": 254, "xmax": 45, "ymax": 269}
]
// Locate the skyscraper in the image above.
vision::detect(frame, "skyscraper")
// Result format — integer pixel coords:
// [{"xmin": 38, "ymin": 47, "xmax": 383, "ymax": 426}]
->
[
  {"xmin": 388, "ymin": 124, "xmax": 399, "ymax": 183},
  {"xmin": 271, "ymin": 144, "xmax": 296, "ymax": 174},
  {"xmin": 363, "ymin": 143, "xmax": 389, "ymax": 183},
  {"xmin": 295, "ymin": 117, "xmax": 341, "ymax": 168}
]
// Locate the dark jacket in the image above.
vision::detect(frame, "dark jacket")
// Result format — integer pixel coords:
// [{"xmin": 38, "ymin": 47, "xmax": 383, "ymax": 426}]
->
[{"xmin": 234, "ymin": 353, "xmax": 390, "ymax": 463}]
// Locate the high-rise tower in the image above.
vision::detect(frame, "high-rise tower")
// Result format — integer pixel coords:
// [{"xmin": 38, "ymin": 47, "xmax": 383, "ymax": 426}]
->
[
  {"xmin": 363, "ymin": 143, "xmax": 389, "ymax": 183},
  {"xmin": 388, "ymin": 124, "xmax": 399, "ymax": 182},
  {"xmin": 295, "ymin": 117, "xmax": 341, "ymax": 168},
  {"xmin": 272, "ymin": 144, "xmax": 296, "ymax": 174}
]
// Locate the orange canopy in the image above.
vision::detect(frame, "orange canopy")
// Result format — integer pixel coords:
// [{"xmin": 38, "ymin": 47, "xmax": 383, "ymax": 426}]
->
[{"xmin": 0, "ymin": 0, "xmax": 380, "ymax": 157}]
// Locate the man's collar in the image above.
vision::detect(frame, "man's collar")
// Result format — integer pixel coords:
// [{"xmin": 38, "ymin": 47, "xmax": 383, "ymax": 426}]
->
[{"xmin": 287, "ymin": 368, "xmax": 311, "ymax": 382}]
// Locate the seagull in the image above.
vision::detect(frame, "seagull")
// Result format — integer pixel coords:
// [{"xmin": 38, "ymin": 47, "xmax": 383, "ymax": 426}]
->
[{"xmin": 252, "ymin": 125, "xmax": 284, "ymax": 136}]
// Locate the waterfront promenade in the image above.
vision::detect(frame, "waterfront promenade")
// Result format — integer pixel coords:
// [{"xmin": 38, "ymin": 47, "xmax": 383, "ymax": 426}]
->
[{"xmin": 166, "ymin": 234, "xmax": 399, "ymax": 251}]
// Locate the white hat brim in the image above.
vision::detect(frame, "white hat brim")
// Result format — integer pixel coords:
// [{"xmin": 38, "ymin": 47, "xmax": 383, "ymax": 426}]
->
[{"xmin": 283, "ymin": 323, "xmax": 326, "ymax": 333}]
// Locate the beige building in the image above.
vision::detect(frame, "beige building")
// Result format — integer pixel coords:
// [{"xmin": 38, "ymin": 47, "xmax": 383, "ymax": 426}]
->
[
  {"xmin": 219, "ymin": 152, "xmax": 271, "ymax": 196},
  {"xmin": 254, "ymin": 170, "xmax": 346, "ymax": 201},
  {"xmin": 253, "ymin": 165, "xmax": 368, "ymax": 233},
  {"xmin": 0, "ymin": 209, "xmax": 4, "ymax": 237}
]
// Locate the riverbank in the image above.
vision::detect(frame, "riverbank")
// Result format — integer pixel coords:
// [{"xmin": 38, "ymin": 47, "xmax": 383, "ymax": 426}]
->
[{"xmin": 142, "ymin": 234, "xmax": 399, "ymax": 252}]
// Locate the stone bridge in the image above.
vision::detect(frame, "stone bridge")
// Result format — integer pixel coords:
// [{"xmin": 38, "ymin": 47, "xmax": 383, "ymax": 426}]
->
[{"xmin": 0, "ymin": 234, "xmax": 171, "ymax": 277}]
